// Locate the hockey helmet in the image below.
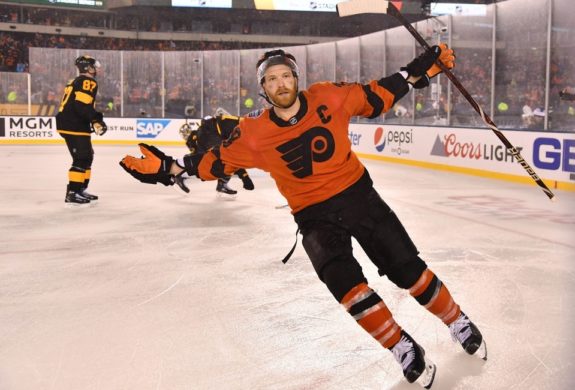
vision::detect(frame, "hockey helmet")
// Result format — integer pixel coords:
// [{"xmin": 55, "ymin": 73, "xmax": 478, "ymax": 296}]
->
[
  {"xmin": 179, "ymin": 122, "xmax": 195, "ymax": 141},
  {"xmin": 75, "ymin": 55, "xmax": 100, "ymax": 73},
  {"xmin": 256, "ymin": 49, "xmax": 299, "ymax": 85}
]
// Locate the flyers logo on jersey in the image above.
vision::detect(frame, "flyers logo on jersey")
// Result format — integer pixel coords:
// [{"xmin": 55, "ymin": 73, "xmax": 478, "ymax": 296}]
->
[{"xmin": 276, "ymin": 127, "xmax": 335, "ymax": 178}]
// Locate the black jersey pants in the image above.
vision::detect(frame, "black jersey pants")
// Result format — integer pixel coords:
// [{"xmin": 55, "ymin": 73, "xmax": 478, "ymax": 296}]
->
[
  {"xmin": 294, "ymin": 169, "xmax": 427, "ymax": 302},
  {"xmin": 60, "ymin": 132, "xmax": 94, "ymax": 192}
]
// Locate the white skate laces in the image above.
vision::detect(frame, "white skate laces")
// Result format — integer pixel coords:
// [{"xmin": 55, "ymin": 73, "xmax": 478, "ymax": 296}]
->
[
  {"xmin": 391, "ymin": 332, "xmax": 436, "ymax": 389},
  {"xmin": 392, "ymin": 335, "xmax": 416, "ymax": 371},
  {"xmin": 449, "ymin": 313, "xmax": 472, "ymax": 344},
  {"xmin": 448, "ymin": 312, "xmax": 488, "ymax": 360}
]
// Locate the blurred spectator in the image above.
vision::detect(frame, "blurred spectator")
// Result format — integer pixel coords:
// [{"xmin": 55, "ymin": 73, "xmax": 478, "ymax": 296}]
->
[
  {"xmin": 0, "ymin": 31, "xmax": 277, "ymax": 73},
  {"xmin": 559, "ymin": 87, "xmax": 575, "ymax": 101}
]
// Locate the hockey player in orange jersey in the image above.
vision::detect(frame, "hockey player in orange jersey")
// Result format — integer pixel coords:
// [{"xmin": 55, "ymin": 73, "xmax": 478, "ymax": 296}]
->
[{"xmin": 121, "ymin": 47, "xmax": 486, "ymax": 388}]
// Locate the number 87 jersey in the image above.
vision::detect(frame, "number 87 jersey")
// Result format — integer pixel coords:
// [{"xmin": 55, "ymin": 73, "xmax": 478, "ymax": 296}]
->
[{"xmin": 56, "ymin": 75, "xmax": 102, "ymax": 136}]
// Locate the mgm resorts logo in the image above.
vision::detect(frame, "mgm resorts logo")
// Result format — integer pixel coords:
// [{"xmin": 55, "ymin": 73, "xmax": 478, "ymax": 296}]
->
[{"xmin": 0, "ymin": 117, "xmax": 54, "ymax": 138}]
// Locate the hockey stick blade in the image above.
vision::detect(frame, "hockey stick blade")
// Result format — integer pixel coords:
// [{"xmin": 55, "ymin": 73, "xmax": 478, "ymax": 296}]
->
[
  {"xmin": 337, "ymin": 0, "xmax": 389, "ymax": 17},
  {"xmin": 337, "ymin": 0, "xmax": 556, "ymax": 201}
]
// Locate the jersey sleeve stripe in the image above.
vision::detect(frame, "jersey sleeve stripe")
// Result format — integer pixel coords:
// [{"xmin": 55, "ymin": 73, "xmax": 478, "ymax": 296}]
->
[
  {"xmin": 75, "ymin": 91, "xmax": 94, "ymax": 105},
  {"xmin": 377, "ymin": 72, "xmax": 410, "ymax": 107},
  {"xmin": 361, "ymin": 84, "xmax": 385, "ymax": 119}
]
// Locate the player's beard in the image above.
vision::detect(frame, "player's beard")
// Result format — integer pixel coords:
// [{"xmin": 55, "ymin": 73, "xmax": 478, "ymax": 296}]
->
[{"xmin": 269, "ymin": 87, "xmax": 298, "ymax": 109}]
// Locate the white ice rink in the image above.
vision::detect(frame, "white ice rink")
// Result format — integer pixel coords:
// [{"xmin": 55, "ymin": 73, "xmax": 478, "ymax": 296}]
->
[{"xmin": 1, "ymin": 145, "xmax": 574, "ymax": 390}]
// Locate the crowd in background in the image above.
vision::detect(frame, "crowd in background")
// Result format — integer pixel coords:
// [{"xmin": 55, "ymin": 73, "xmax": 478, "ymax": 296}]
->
[
  {"xmin": 0, "ymin": 31, "xmax": 273, "ymax": 72},
  {"xmin": 0, "ymin": 2, "xmax": 390, "ymax": 73},
  {"xmin": 1, "ymin": 1, "xmax": 573, "ymax": 131},
  {"xmin": 0, "ymin": 3, "xmax": 386, "ymax": 40}
]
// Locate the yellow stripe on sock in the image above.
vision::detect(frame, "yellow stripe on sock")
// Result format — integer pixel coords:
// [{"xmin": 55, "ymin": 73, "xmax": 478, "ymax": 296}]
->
[{"xmin": 69, "ymin": 171, "xmax": 85, "ymax": 183}]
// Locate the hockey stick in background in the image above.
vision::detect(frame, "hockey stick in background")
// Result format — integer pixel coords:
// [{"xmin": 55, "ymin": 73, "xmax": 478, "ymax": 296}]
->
[{"xmin": 337, "ymin": 0, "xmax": 556, "ymax": 201}]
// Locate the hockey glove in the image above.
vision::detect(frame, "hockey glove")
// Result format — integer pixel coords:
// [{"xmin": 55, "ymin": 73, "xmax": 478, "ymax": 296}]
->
[
  {"xmin": 119, "ymin": 143, "xmax": 175, "ymax": 186},
  {"xmin": 425, "ymin": 43, "xmax": 455, "ymax": 79},
  {"xmin": 185, "ymin": 129, "xmax": 200, "ymax": 154},
  {"xmin": 91, "ymin": 120, "xmax": 108, "ymax": 136},
  {"xmin": 402, "ymin": 44, "xmax": 455, "ymax": 89},
  {"xmin": 236, "ymin": 169, "xmax": 254, "ymax": 190}
]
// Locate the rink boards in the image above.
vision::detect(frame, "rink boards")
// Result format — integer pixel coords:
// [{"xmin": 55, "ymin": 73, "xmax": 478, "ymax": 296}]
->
[{"xmin": 1, "ymin": 115, "xmax": 574, "ymax": 191}]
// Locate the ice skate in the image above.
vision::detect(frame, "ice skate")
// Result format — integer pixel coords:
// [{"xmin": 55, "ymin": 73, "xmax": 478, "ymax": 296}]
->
[
  {"xmin": 65, "ymin": 190, "xmax": 91, "ymax": 206},
  {"xmin": 79, "ymin": 188, "xmax": 98, "ymax": 201},
  {"xmin": 174, "ymin": 175, "xmax": 190, "ymax": 193},
  {"xmin": 216, "ymin": 179, "xmax": 237, "ymax": 196},
  {"xmin": 391, "ymin": 330, "xmax": 436, "ymax": 389},
  {"xmin": 449, "ymin": 311, "xmax": 487, "ymax": 360}
]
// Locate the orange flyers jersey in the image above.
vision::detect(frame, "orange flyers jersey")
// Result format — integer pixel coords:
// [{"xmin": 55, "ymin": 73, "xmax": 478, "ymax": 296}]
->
[{"xmin": 199, "ymin": 74, "xmax": 409, "ymax": 213}]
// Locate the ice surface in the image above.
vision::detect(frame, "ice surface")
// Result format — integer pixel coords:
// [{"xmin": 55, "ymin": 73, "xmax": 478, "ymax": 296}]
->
[{"xmin": 0, "ymin": 145, "xmax": 574, "ymax": 390}]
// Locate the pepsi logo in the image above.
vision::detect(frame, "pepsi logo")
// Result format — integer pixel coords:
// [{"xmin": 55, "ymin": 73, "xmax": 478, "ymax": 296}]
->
[{"xmin": 374, "ymin": 127, "xmax": 386, "ymax": 152}]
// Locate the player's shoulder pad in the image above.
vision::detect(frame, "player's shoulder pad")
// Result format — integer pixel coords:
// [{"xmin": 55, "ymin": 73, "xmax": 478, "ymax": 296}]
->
[
  {"xmin": 218, "ymin": 114, "xmax": 240, "ymax": 129},
  {"xmin": 216, "ymin": 114, "xmax": 240, "ymax": 137},
  {"xmin": 219, "ymin": 113, "xmax": 240, "ymax": 122}
]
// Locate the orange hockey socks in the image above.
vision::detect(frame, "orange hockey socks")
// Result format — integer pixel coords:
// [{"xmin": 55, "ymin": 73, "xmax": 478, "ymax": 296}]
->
[
  {"xmin": 409, "ymin": 269, "xmax": 460, "ymax": 325},
  {"xmin": 341, "ymin": 282, "xmax": 402, "ymax": 349}
]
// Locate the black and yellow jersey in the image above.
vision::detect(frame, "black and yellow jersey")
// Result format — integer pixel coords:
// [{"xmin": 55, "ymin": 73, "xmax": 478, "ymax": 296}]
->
[{"xmin": 56, "ymin": 75, "xmax": 103, "ymax": 135}]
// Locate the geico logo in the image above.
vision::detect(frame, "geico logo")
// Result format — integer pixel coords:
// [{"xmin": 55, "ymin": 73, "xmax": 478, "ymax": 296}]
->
[
  {"xmin": 136, "ymin": 120, "xmax": 171, "ymax": 137},
  {"xmin": 387, "ymin": 129, "xmax": 413, "ymax": 146},
  {"xmin": 9, "ymin": 117, "xmax": 53, "ymax": 129},
  {"xmin": 533, "ymin": 138, "xmax": 575, "ymax": 172}
]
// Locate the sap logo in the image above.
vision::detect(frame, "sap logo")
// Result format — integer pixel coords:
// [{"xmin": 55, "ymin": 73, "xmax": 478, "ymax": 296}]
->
[
  {"xmin": 373, "ymin": 127, "xmax": 386, "ymax": 152},
  {"xmin": 533, "ymin": 137, "xmax": 574, "ymax": 173},
  {"xmin": 136, "ymin": 119, "xmax": 171, "ymax": 138}
]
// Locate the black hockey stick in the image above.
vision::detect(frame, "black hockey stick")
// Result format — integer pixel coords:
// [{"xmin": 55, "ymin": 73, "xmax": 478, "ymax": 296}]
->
[{"xmin": 337, "ymin": 0, "xmax": 556, "ymax": 201}]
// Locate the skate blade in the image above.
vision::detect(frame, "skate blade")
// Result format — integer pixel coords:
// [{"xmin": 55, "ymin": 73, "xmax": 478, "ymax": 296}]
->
[
  {"xmin": 174, "ymin": 179, "xmax": 190, "ymax": 194},
  {"xmin": 417, "ymin": 357, "xmax": 437, "ymax": 389},
  {"xmin": 64, "ymin": 202, "xmax": 93, "ymax": 208},
  {"xmin": 476, "ymin": 339, "xmax": 487, "ymax": 361},
  {"xmin": 216, "ymin": 192, "xmax": 237, "ymax": 199}
]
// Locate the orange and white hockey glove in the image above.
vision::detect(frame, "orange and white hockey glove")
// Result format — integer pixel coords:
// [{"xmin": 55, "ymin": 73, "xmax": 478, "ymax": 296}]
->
[
  {"xmin": 119, "ymin": 143, "xmax": 175, "ymax": 186},
  {"xmin": 426, "ymin": 43, "xmax": 455, "ymax": 79}
]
